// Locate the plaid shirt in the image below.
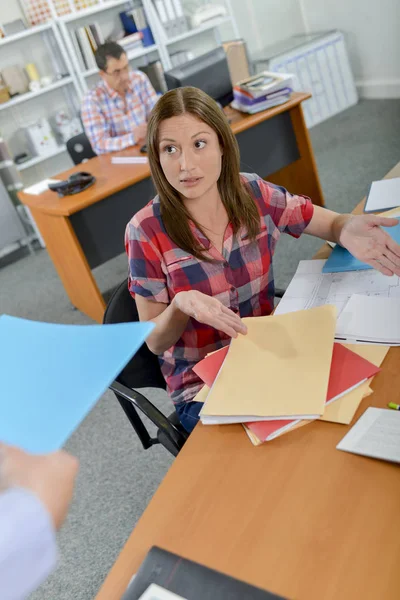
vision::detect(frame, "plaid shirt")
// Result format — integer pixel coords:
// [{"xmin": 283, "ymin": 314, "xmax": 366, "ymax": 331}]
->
[
  {"xmin": 81, "ymin": 70, "xmax": 158, "ymax": 155},
  {"xmin": 125, "ymin": 173, "xmax": 314, "ymax": 406}
]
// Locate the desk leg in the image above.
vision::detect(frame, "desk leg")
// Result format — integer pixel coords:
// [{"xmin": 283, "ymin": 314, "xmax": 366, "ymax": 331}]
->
[
  {"xmin": 268, "ymin": 104, "xmax": 325, "ymax": 206},
  {"xmin": 30, "ymin": 208, "xmax": 106, "ymax": 323}
]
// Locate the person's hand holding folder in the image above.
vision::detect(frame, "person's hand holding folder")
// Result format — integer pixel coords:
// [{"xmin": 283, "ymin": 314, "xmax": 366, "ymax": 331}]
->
[{"xmin": 338, "ymin": 214, "xmax": 400, "ymax": 276}]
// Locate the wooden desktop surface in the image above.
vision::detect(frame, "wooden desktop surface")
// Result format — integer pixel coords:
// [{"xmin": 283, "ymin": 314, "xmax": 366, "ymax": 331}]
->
[
  {"xmin": 18, "ymin": 92, "xmax": 311, "ymax": 217},
  {"xmin": 96, "ymin": 161, "xmax": 400, "ymax": 600}
]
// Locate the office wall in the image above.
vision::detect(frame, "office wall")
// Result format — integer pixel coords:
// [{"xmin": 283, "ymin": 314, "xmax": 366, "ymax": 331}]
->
[
  {"xmin": 228, "ymin": 0, "xmax": 304, "ymax": 54},
  {"xmin": 299, "ymin": 0, "xmax": 400, "ymax": 98}
]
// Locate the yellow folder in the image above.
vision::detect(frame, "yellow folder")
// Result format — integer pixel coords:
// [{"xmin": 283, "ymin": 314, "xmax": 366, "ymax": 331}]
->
[{"xmin": 199, "ymin": 305, "xmax": 336, "ymax": 422}]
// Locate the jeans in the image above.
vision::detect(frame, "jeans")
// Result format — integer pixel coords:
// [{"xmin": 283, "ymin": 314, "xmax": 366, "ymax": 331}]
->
[{"xmin": 175, "ymin": 401, "xmax": 203, "ymax": 433}]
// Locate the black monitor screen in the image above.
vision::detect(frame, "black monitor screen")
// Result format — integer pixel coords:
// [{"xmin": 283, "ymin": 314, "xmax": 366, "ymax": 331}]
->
[{"xmin": 164, "ymin": 47, "xmax": 233, "ymax": 107}]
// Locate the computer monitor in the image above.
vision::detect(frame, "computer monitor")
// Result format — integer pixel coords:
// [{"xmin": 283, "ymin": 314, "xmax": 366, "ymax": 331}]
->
[{"xmin": 164, "ymin": 47, "xmax": 233, "ymax": 107}]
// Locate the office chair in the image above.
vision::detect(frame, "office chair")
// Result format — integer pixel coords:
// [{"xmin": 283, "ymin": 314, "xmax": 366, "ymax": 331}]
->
[
  {"xmin": 104, "ymin": 279, "xmax": 285, "ymax": 456},
  {"xmin": 67, "ymin": 132, "xmax": 97, "ymax": 165},
  {"xmin": 103, "ymin": 279, "xmax": 189, "ymax": 457}
]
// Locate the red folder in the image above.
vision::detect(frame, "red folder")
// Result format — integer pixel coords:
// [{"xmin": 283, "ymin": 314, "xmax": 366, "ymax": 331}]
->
[{"xmin": 193, "ymin": 343, "xmax": 380, "ymax": 442}]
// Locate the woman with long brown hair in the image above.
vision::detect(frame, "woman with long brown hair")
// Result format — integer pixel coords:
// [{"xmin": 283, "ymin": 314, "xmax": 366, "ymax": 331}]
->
[{"xmin": 125, "ymin": 86, "xmax": 400, "ymax": 433}]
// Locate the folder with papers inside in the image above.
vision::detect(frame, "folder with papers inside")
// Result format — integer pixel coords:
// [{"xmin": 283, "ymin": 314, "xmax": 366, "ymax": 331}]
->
[
  {"xmin": 194, "ymin": 341, "xmax": 381, "ymax": 442},
  {"xmin": 199, "ymin": 305, "xmax": 337, "ymax": 424}
]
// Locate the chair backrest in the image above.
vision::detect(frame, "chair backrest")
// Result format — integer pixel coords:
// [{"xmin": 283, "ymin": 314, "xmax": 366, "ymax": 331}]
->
[
  {"xmin": 103, "ymin": 279, "xmax": 166, "ymax": 390},
  {"xmin": 67, "ymin": 132, "xmax": 97, "ymax": 165}
]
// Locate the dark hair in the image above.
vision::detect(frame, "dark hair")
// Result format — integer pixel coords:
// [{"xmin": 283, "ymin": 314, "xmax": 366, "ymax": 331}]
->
[
  {"xmin": 95, "ymin": 42, "xmax": 126, "ymax": 72},
  {"xmin": 147, "ymin": 86, "xmax": 260, "ymax": 260}
]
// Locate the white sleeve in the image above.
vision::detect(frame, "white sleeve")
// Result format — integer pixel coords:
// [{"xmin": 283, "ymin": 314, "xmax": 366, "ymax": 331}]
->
[{"xmin": 0, "ymin": 487, "xmax": 58, "ymax": 600}]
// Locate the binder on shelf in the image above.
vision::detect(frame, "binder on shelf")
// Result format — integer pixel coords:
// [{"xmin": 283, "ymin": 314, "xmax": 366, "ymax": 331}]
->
[
  {"xmin": 90, "ymin": 23, "xmax": 104, "ymax": 47},
  {"xmin": 77, "ymin": 27, "xmax": 97, "ymax": 71},
  {"xmin": 171, "ymin": 0, "xmax": 188, "ymax": 34},
  {"xmin": 85, "ymin": 25, "xmax": 97, "ymax": 54},
  {"xmin": 72, "ymin": 30, "xmax": 86, "ymax": 71},
  {"xmin": 154, "ymin": 0, "xmax": 187, "ymax": 38}
]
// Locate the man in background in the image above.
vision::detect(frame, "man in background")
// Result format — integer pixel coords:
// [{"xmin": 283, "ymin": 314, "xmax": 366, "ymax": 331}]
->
[
  {"xmin": 0, "ymin": 443, "xmax": 78, "ymax": 600},
  {"xmin": 81, "ymin": 41, "xmax": 158, "ymax": 154}
]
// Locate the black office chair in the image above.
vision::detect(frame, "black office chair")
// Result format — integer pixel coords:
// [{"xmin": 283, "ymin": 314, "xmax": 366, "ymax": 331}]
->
[
  {"xmin": 103, "ymin": 279, "xmax": 189, "ymax": 457},
  {"xmin": 67, "ymin": 132, "xmax": 97, "ymax": 165}
]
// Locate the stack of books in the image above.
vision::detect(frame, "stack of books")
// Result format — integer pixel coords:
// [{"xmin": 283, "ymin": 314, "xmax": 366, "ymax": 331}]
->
[
  {"xmin": 231, "ymin": 71, "xmax": 294, "ymax": 114},
  {"xmin": 118, "ymin": 31, "xmax": 144, "ymax": 54},
  {"xmin": 192, "ymin": 306, "xmax": 386, "ymax": 446}
]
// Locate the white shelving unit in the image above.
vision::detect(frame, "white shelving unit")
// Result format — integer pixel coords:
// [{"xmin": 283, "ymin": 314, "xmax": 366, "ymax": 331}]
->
[
  {"xmin": 16, "ymin": 145, "xmax": 67, "ymax": 171},
  {"xmin": 57, "ymin": 0, "xmax": 239, "ymax": 92},
  {"xmin": 0, "ymin": 22, "xmax": 52, "ymax": 46},
  {"xmin": 0, "ymin": 77, "xmax": 73, "ymax": 111},
  {"xmin": 0, "ymin": 20, "xmax": 81, "ymax": 176},
  {"xmin": 164, "ymin": 16, "xmax": 232, "ymax": 46}
]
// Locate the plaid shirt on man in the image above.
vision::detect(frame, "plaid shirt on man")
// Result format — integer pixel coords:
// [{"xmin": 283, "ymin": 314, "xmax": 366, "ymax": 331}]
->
[
  {"xmin": 81, "ymin": 70, "xmax": 158, "ymax": 154},
  {"xmin": 125, "ymin": 173, "xmax": 314, "ymax": 406}
]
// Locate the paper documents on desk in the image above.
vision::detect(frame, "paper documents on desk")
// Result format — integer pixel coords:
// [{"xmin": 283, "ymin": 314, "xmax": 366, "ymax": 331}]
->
[
  {"xmin": 0, "ymin": 315, "xmax": 154, "ymax": 453},
  {"xmin": 199, "ymin": 305, "xmax": 337, "ymax": 424},
  {"xmin": 111, "ymin": 156, "xmax": 148, "ymax": 164},
  {"xmin": 337, "ymin": 407, "xmax": 400, "ymax": 463},
  {"xmin": 336, "ymin": 294, "xmax": 400, "ymax": 345},
  {"xmin": 23, "ymin": 179, "xmax": 60, "ymax": 195},
  {"xmin": 195, "ymin": 340, "xmax": 380, "ymax": 440},
  {"xmin": 364, "ymin": 177, "xmax": 400, "ymax": 212},
  {"xmin": 138, "ymin": 584, "xmax": 187, "ymax": 600},
  {"xmin": 274, "ymin": 259, "xmax": 400, "ymax": 321}
]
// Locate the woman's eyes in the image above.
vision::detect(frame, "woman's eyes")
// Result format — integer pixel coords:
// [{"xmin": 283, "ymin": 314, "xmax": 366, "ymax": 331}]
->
[
  {"xmin": 164, "ymin": 145, "xmax": 177, "ymax": 154},
  {"xmin": 162, "ymin": 140, "xmax": 206, "ymax": 154}
]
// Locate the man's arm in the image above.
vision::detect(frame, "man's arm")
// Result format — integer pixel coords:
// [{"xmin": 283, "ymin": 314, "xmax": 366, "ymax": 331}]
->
[
  {"xmin": 81, "ymin": 95, "xmax": 137, "ymax": 155},
  {"xmin": 0, "ymin": 488, "xmax": 57, "ymax": 600}
]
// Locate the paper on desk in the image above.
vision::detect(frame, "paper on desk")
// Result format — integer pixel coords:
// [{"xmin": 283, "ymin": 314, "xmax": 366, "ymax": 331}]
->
[
  {"xmin": 23, "ymin": 179, "xmax": 60, "ymax": 195},
  {"xmin": 275, "ymin": 259, "xmax": 400, "ymax": 321},
  {"xmin": 320, "ymin": 344, "xmax": 389, "ymax": 424},
  {"xmin": 0, "ymin": 315, "xmax": 154, "ymax": 453},
  {"xmin": 337, "ymin": 407, "xmax": 400, "ymax": 463},
  {"xmin": 111, "ymin": 156, "xmax": 148, "ymax": 164},
  {"xmin": 200, "ymin": 305, "xmax": 337, "ymax": 423},
  {"xmin": 138, "ymin": 584, "xmax": 187, "ymax": 600},
  {"xmin": 364, "ymin": 177, "xmax": 400, "ymax": 212},
  {"xmin": 336, "ymin": 295, "xmax": 400, "ymax": 345}
]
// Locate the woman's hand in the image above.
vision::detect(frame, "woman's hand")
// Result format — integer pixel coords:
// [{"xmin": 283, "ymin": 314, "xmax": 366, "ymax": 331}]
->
[
  {"xmin": 174, "ymin": 290, "xmax": 247, "ymax": 338},
  {"xmin": 338, "ymin": 214, "xmax": 400, "ymax": 276}
]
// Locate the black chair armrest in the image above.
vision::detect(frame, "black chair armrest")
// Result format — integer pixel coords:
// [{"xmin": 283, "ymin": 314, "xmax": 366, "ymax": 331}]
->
[{"xmin": 109, "ymin": 381, "xmax": 188, "ymax": 452}]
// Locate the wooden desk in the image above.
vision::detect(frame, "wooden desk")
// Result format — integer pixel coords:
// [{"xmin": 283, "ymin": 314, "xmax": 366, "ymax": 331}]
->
[
  {"xmin": 18, "ymin": 92, "xmax": 323, "ymax": 323},
  {"xmin": 95, "ymin": 162, "xmax": 400, "ymax": 600}
]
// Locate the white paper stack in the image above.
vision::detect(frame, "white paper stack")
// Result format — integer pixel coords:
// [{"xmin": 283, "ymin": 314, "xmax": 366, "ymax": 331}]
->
[
  {"xmin": 337, "ymin": 407, "xmax": 400, "ymax": 464},
  {"xmin": 111, "ymin": 156, "xmax": 148, "ymax": 164},
  {"xmin": 336, "ymin": 294, "xmax": 400, "ymax": 345},
  {"xmin": 364, "ymin": 178, "xmax": 400, "ymax": 213}
]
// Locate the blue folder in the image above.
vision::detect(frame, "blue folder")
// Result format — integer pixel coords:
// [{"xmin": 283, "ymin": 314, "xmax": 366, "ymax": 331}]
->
[
  {"xmin": 0, "ymin": 316, "xmax": 154, "ymax": 453},
  {"xmin": 322, "ymin": 222, "xmax": 400, "ymax": 273}
]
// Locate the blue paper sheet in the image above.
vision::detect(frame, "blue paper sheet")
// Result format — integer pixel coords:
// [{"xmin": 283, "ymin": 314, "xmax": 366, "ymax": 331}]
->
[
  {"xmin": 322, "ymin": 222, "xmax": 400, "ymax": 273},
  {"xmin": 0, "ymin": 316, "xmax": 154, "ymax": 453}
]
